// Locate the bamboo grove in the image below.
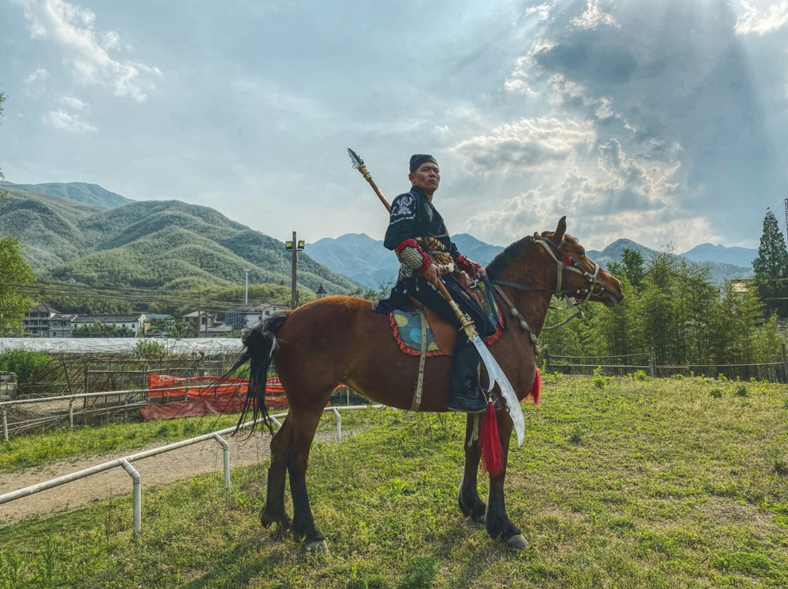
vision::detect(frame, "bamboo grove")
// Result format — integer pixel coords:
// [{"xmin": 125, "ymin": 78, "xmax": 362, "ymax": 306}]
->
[{"xmin": 539, "ymin": 249, "xmax": 787, "ymax": 367}]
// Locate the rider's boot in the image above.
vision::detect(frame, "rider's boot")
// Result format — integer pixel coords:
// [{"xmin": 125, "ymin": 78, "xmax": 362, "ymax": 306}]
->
[{"xmin": 447, "ymin": 345, "xmax": 487, "ymax": 413}]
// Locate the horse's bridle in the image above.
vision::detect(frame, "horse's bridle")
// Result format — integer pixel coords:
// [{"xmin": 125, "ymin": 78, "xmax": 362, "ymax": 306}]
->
[{"xmin": 491, "ymin": 237, "xmax": 604, "ymax": 343}]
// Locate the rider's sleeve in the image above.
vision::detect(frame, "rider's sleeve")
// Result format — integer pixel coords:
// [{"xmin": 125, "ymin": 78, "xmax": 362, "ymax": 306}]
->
[
  {"xmin": 450, "ymin": 242, "xmax": 484, "ymax": 276},
  {"xmin": 395, "ymin": 239, "xmax": 432, "ymax": 275},
  {"xmin": 384, "ymin": 192, "xmax": 418, "ymax": 251}
]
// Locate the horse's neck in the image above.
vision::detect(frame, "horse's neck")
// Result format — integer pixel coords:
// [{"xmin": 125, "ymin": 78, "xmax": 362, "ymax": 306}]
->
[{"xmin": 495, "ymin": 248, "xmax": 554, "ymax": 338}]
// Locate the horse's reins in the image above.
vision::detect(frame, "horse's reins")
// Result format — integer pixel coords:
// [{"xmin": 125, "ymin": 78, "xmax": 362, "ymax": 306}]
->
[{"xmin": 491, "ymin": 237, "xmax": 603, "ymax": 349}]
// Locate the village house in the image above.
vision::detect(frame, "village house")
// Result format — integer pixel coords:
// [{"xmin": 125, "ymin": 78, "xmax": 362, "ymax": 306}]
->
[
  {"xmin": 22, "ymin": 304, "xmax": 60, "ymax": 336},
  {"xmin": 224, "ymin": 301, "xmax": 287, "ymax": 331},
  {"xmin": 182, "ymin": 311, "xmax": 218, "ymax": 337},
  {"xmin": 71, "ymin": 314, "xmax": 147, "ymax": 337}
]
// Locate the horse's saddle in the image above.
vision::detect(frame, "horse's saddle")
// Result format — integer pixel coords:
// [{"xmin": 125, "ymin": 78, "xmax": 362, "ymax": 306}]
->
[{"xmin": 389, "ymin": 278, "xmax": 503, "ymax": 357}]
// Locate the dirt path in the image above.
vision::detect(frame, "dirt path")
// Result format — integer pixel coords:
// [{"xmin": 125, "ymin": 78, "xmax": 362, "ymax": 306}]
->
[{"xmin": 0, "ymin": 429, "xmax": 348, "ymax": 526}]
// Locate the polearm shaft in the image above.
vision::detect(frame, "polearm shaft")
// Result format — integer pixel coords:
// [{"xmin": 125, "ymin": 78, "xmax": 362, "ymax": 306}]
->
[
  {"xmin": 347, "ymin": 148, "xmax": 478, "ymax": 340},
  {"xmin": 348, "ymin": 149, "xmax": 391, "ymax": 213}
]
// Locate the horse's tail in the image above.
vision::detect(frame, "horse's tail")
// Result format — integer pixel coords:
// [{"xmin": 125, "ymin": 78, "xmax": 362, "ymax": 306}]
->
[{"xmin": 232, "ymin": 312, "xmax": 290, "ymax": 436}]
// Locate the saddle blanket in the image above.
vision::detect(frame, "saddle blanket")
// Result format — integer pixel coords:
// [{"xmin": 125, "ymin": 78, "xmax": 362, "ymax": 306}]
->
[{"xmin": 390, "ymin": 307, "xmax": 504, "ymax": 357}]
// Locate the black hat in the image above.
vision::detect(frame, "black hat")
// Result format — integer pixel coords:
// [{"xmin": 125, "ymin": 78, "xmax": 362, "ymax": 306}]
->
[{"xmin": 409, "ymin": 154, "xmax": 438, "ymax": 174}]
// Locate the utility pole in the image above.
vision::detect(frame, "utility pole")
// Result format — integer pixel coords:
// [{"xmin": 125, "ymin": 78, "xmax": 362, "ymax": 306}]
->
[
  {"xmin": 244, "ymin": 268, "xmax": 250, "ymax": 305},
  {"xmin": 784, "ymin": 198, "xmax": 787, "ymax": 246},
  {"xmin": 285, "ymin": 231, "xmax": 305, "ymax": 309}
]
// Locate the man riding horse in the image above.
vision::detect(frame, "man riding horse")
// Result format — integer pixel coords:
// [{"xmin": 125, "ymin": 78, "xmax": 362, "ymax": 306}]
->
[{"xmin": 377, "ymin": 154, "xmax": 497, "ymax": 413}]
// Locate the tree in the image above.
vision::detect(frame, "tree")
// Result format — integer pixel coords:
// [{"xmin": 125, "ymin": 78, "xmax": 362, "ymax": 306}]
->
[
  {"xmin": 752, "ymin": 209, "xmax": 788, "ymax": 317},
  {"xmin": 0, "ymin": 238, "xmax": 35, "ymax": 333},
  {"xmin": 0, "ymin": 91, "xmax": 36, "ymax": 333},
  {"xmin": 607, "ymin": 247, "xmax": 645, "ymax": 289}
]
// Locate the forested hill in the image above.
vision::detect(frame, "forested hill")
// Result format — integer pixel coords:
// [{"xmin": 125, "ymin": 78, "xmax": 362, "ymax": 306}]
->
[
  {"xmin": 0, "ymin": 185, "xmax": 360, "ymax": 295},
  {"xmin": 0, "ymin": 181, "xmax": 133, "ymax": 209}
]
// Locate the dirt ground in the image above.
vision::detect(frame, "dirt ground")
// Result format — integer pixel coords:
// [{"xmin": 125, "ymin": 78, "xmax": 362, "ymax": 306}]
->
[{"xmin": 0, "ymin": 429, "xmax": 348, "ymax": 526}]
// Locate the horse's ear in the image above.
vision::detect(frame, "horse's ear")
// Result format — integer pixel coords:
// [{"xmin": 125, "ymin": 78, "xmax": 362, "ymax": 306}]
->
[
  {"xmin": 533, "ymin": 231, "xmax": 541, "ymax": 240},
  {"xmin": 554, "ymin": 217, "xmax": 567, "ymax": 243}
]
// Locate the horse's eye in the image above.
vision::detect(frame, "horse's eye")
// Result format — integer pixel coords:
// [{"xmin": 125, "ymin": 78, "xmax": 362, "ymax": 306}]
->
[{"xmin": 578, "ymin": 249, "xmax": 585, "ymax": 256}]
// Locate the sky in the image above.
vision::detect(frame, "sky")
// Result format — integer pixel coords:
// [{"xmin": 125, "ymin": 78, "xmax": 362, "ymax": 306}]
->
[{"xmin": 1, "ymin": 0, "xmax": 787, "ymax": 254}]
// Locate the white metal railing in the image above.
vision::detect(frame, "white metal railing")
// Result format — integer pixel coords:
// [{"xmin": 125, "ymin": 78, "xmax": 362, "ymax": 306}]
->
[
  {"xmin": 0, "ymin": 404, "xmax": 385, "ymax": 541},
  {"xmin": 0, "ymin": 384, "xmax": 243, "ymax": 440}
]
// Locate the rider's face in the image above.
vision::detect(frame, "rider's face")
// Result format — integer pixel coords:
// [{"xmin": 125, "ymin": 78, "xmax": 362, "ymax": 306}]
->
[{"xmin": 409, "ymin": 163, "xmax": 440, "ymax": 195}]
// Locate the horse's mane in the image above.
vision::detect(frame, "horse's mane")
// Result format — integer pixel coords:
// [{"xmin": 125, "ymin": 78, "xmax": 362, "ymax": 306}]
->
[{"xmin": 486, "ymin": 235, "xmax": 535, "ymax": 279}]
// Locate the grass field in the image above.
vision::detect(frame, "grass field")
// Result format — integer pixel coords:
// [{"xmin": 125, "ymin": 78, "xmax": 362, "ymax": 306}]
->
[{"xmin": 1, "ymin": 375, "xmax": 787, "ymax": 588}]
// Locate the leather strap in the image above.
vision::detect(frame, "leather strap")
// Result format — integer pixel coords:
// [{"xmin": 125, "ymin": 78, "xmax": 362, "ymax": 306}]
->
[{"xmin": 410, "ymin": 307, "xmax": 429, "ymax": 411}]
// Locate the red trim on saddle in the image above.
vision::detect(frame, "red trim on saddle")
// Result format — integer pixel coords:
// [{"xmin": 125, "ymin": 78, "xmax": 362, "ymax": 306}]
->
[
  {"xmin": 480, "ymin": 401, "xmax": 503, "ymax": 476},
  {"xmin": 389, "ymin": 312, "xmax": 446, "ymax": 358},
  {"xmin": 389, "ymin": 310, "xmax": 505, "ymax": 358}
]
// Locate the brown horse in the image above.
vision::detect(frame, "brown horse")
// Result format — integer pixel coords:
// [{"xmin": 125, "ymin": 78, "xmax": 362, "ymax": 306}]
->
[{"xmin": 234, "ymin": 217, "xmax": 623, "ymax": 552}]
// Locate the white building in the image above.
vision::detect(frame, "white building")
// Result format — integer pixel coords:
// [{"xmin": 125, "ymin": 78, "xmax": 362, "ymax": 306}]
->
[
  {"xmin": 225, "ymin": 302, "xmax": 287, "ymax": 331},
  {"xmin": 71, "ymin": 314, "xmax": 147, "ymax": 337}
]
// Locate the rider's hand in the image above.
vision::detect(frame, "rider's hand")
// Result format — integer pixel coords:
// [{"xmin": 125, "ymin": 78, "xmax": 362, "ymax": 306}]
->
[{"xmin": 421, "ymin": 263, "xmax": 441, "ymax": 289}]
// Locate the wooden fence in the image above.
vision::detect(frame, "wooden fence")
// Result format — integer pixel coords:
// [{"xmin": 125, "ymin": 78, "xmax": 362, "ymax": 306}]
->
[{"xmin": 543, "ymin": 344, "xmax": 788, "ymax": 383}]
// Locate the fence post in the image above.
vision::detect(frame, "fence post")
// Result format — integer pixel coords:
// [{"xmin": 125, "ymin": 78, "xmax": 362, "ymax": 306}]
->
[
  {"xmin": 782, "ymin": 344, "xmax": 788, "ymax": 383},
  {"xmin": 649, "ymin": 347, "xmax": 656, "ymax": 379},
  {"xmin": 543, "ymin": 350, "xmax": 551, "ymax": 373},
  {"xmin": 69, "ymin": 399, "xmax": 74, "ymax": 429},
  {"xmin": 2, "ymin": 408, "xmax": 7, "ymax": 441},
  {"xmin": 332, "ymin": 408, "xmax": 341, "ymax": 442},
  {"xmin": 120, "ymin": 459, "xmax": 141, "ymax": 542}
]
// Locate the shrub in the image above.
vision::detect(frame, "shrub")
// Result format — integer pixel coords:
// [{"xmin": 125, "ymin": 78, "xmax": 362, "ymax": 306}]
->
[
  {"xmin": 735, "ymin": 385, "xmax": 748, "ymax": 397},
  {"xmin": 633, "ymin": 370, "xmax": 650, "ymax": 381},
  {"xmin": 0, "ymin": 350, "xmax": 53, "ymax": 382},
  {"xmin": 569, "ymin": 424, "xmax": 584, "ymax": 445},
  {"xmin": 132, "ymin": 339, "xmax": 168, "ymax": 359},
  {"xmin": 671, "ymin": 373, "xmax": 685, "ymax": 380},
  {"xmin": 710, "ymin": 388, "xmax": 723, "ymax": 399}
]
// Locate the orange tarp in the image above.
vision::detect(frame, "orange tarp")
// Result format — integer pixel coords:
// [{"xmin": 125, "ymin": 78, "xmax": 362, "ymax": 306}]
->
[{"xmin": 139, "ymin": 373, "xmax": 289, "ymax": 421}]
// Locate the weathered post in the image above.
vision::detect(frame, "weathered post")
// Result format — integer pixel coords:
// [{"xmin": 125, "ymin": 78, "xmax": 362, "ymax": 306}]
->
[
  {"xmin": 649, "ymin": 347, "xmax": 656, "ymax": 379},
  {"xmin": 69, "ymin": 399, "xmax": 74, "ymax": 429},
  {"xmin": 2, "ymin": 408, "xmax": 7, "ymax": 441},
  {"xmin": 782, "ymin": 344, "xmax": 788, "ymax": 383},
  {"xmin": 543, "ymin": 350, "xmax": 550, "ymax": 374}
]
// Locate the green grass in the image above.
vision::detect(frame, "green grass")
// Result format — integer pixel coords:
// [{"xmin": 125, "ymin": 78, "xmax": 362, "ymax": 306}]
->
[
  {"xmin": 1, "ymin": 376, "xmax": 787, "ymax": 588},
  {"xmin": 0, "ymin": 408, "xmax": 369, "ymax": 473}
]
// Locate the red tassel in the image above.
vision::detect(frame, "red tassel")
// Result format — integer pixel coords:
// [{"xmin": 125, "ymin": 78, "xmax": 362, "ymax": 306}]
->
[
  {"xmin": 529, "ymin": 368, "xmax": 541, "ymax": 405},
  {"xmin": 480, "ymin": 400, "xmax": 503, "ymax": 476}
]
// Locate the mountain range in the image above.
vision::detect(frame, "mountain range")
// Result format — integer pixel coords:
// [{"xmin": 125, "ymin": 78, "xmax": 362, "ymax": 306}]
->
[
  {"xmin": 1, "ymin": 180, "xmax": 756, "ymax": 294},
  {"xmin": 309, "ymin": 234, "xmax": 755, "ymax": 288},
  {"xmin": 0, "ymin": 181, "xmax": 359, "ymax": 295}
]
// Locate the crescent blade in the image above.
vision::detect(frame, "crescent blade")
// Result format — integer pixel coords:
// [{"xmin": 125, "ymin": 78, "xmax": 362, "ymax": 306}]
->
[{"xmin": 472, "ymin": 335, "xmax": 525, "ymax": 447}]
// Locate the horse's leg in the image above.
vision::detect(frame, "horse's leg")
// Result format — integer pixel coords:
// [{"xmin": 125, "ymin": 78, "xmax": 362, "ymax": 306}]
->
[
  {"xmin": 458, "ymin": 413, "xmax": 486, "ymax": 523},
  {"xmin": 284, "ymin": 405, "xmax": 328, "ymax": 552},
  {"xmin": 485, "ymin": 414, "xmax": 528, "ymax": 550},
  {"xmin": 261, "ymin": 411, "xmax": 293, "ymax": 537}
]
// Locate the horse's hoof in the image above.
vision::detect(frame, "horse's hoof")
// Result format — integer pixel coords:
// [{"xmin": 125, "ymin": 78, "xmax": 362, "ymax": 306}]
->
[
  {"xmin": 303, "ymin": 539, "xmax": 328, "ymax": 554},
  {"xmin": 503, "ymin": 534, "xmax": 528, "ymax": 550}
]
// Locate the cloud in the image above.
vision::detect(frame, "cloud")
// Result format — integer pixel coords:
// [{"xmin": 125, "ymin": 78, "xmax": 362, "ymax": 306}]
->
[
  {"xmin": 735, "ymin": 1, "xmax": 788, "ymax": 35},
  {"xmin": 58, "ymin": 95, "xmax": 86, "ymax": 110},
  {"xmin": 464, "ymin": 139, "xmax": 707, "ymax": 251},
  {"xmin": 449, "ymin": 117, "xmax": 596, "ymax": 174},
  {"xmin": 43, "ymin": 109, "xmax": 97, "ymax": 132},
  {"xmin": 570, "ymin": 0, "xmax": 618, "ymax": 30},
  {"xmin": 525, "ymin": 3, "xmax": 552, "ymax": 21},
  {"xmin": 24, "ymin": 68, "xmax": 50, "ymax": 84},
  {"xmin": 12, "ymin": 0, "xmax": 161, "ymax": 101}
]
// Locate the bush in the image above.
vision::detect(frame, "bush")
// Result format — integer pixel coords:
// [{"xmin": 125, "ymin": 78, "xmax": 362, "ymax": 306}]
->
[
  {"xmin": 133, "ymin": 340, "xmax": 168, "ymax": 359},
  {"xmin": 633, "ymin": 370, "xmax": 650, "ymax": 381},
  {"xmin": 735, "ymin": 385, "xmax": 748, "ymax": 397},
  {"xmin": 0, "ymin": 350, "xmax": 53, "ymax": 382},
  {"xmin": 710, "ymin": 388, "xmax": 723, "ymax": 399}
]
